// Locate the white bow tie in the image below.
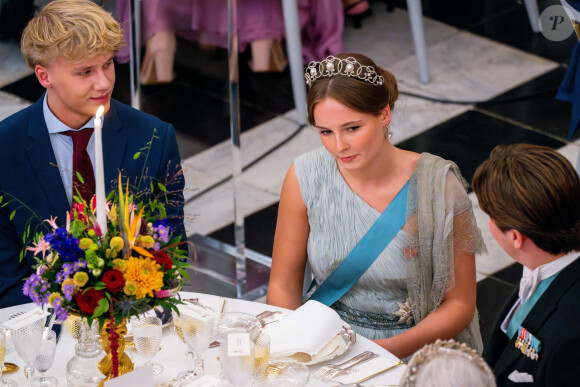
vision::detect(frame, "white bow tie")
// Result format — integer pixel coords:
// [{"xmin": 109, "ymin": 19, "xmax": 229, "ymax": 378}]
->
[{"xmin": 519, "ymin": 253, "xmax": 580, "ymax": 301}]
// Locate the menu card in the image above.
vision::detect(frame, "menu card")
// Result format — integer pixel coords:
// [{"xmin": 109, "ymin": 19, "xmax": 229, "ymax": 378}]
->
[{"xmin": 263, "ymin": 300, "xmax": 344, "ymax": 362}]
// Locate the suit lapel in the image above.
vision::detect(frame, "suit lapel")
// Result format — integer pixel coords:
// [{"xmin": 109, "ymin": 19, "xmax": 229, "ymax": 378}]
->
[
  {"xmin": 102, "ymin": 100, "xmax": 126, "ymax": 191},
  {"xmin": 24, "ymin": 98, "xmax": 70, "ymax": 217},
  {"xmin": 493, "ymin": 257, "xmax": 580, "ymax": 377}
]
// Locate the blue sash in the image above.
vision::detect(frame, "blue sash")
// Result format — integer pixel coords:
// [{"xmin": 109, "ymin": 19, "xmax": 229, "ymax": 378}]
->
[{"xmin": 310, "ymin": 180, "xmax": 410, "ymax": 306}]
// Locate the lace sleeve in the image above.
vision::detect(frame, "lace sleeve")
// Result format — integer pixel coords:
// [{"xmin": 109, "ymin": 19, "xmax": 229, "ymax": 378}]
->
[{"xmin": 445, "ymin": 172, "xmax": 487, "ymax": 258}]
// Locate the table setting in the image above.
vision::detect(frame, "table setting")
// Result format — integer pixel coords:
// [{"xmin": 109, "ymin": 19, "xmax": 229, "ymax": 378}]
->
[{"xmin": 1, "ymin": 292, "xmax": 406, "ymax": 386}]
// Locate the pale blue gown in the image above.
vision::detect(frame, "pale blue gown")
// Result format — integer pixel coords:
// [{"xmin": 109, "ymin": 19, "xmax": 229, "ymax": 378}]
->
[{"xmin": 295, "ymin": 147, "xmax": 412, "ymax": 340}]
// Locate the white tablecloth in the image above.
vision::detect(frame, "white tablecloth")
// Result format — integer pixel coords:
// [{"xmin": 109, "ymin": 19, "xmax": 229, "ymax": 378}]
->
[{"xmin": 1, "ymin": 292, "xmax": 406, "ymax": 386}]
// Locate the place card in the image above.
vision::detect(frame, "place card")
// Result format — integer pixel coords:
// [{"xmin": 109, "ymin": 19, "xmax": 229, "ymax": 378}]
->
[
  {"xmin": 104, "ymin": 365, "xmax": 154, "ymax": 387},
  {"xmin": 178, "ymin": 303, "xmax": 214, "ymax": 321},
  {"xmin": 2, "ymin": 308, "xmax": 47, "ymax": 330},
  {"xmin": 228, "ymin": 333, "xmax": 251, "ymax": 357},
  {"xmin": 331, "ymin": 356, "xmax": 402, "ymax": 384},
  {"xmin": 188, "ymin": 374, "xmax": 223, "ymax": 386}
]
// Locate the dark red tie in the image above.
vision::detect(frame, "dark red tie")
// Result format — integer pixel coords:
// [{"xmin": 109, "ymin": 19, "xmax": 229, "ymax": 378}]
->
[{"xmin": 63, "ymin": 128, "xmax": 95, "ymax": 204}]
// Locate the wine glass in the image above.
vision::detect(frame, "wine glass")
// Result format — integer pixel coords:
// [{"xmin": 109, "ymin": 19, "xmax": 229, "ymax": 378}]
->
[
  {"xmin": 219, "ymin": 333, "xmax": 255, "ymax": 386},
  {"xmin": 31, "ymin": 328, "xmax": 58, "ymax": 387},
  {"xmin": 10, "ymin": 314, "xmax": 44, "ymax": 379},
  {"xmin": 253, "ymin": 333, "xmax": 271, "ymax": 373},
  {"xmin": 172, "ymin": 312, "xmax": 194, "ymax": 361},
  {"xmin": 0, "ymin": 330, "xmax": 18, "ymax": 387},
  {"xmin": 132, "ymin": 315, "xmax": 163, "ymax": 375},
  {"xmin": 176, "ymin": 310, "xmax": 215, "ymax": 384}
]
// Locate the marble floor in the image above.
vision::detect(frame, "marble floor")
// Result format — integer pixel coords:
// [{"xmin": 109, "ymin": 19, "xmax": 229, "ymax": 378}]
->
[{"xmin": 1, "ymin": 0, "xmax": 579, "ymax": 341}]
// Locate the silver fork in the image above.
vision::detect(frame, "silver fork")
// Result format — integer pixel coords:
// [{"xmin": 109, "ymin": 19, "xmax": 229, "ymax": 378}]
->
[
  {"xmin": 313, "ymin": 351, "xmax": 375, "ymax": 380},
  {"xmin": 322, "ymin": 353, "xmax": 379, "ymax": 382}
]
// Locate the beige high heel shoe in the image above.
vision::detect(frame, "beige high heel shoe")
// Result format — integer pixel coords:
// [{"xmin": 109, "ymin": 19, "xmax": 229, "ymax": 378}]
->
[{"xmin": 140, "ymin": 31, "xmax": 176, "ymax": 85}]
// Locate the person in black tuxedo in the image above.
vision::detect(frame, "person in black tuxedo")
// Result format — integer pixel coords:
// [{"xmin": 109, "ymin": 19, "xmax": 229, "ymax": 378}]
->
[
  {"xmin": 0, "ymin": 0, "xmax": 186, "ymax": 307},
  {"xmin": 473, "ymin": 144, "xmax": 580, "ymax": 386}
]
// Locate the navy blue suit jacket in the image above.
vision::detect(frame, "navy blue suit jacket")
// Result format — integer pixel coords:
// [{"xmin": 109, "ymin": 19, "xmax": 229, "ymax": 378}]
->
[
  {"xmin": 484, "ymin": 256, "xmax": 580, "ymax": 386},
  {"xmin": 0, "ymin": 98, "xmax": 186, "ymax": 308}
]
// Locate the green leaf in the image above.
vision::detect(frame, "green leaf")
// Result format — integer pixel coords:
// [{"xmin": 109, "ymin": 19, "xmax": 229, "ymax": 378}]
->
[
  {"xmin": 19, "ymin": 250, "xmax": 24, "ymax": 262},
  {"xmin": 76, "ymin": 171, "xmax": 85, "ymax": 184},
  {"xmin": 0, "ymin": 196, "xmax": 3, "ymax": 204},
  {"xmin": 133, "ymin": 152, "xmax": 141, "ymax": 160},
  {"xmin": 9, "ymin": 210, "xmax": 15, "ymax": 221},
  {"xmin": 157, "ymin": 182, "xmax": 167, "ymax": 192},
  {"xmin": 92, "ymin": 298, "xmax": 109, "ymax": 318}
]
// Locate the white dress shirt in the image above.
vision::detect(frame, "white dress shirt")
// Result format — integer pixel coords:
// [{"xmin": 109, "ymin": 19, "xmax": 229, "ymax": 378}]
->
[
  {"xmin": 500, "ymin": 251, "xmax": 580, "ymax": 333},
  {"xmin": 43, "ymin": 95, "xmax": 96, "ymax": 206}
]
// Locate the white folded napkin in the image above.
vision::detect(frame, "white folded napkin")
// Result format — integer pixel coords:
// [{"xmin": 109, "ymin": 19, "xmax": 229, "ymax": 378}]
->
[{"xmin": 263, "ymin": 300, "xmax": 345, "ymax": 362}]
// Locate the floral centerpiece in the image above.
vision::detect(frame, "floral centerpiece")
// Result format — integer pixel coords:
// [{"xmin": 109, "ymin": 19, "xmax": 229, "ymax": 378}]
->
[
  {"xmin": 19, "ymin": 170, "xmax": 191, "ymax": 378},
  {"xmin": 22, "ymin": 172, "xmax": 190, "ymax": 325}
]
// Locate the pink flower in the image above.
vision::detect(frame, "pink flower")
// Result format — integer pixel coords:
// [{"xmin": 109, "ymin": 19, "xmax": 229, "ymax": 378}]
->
[
  {"xmin": 27, "ymin": 239, "xmax": 51, "ymax": 259},
  {"xmin": 44, "ymin": 216, "xmax": 58, "ymax": 230},
  {"xmin": 155, "ymin": 290, "xmax": 171, "ymax": 298}
]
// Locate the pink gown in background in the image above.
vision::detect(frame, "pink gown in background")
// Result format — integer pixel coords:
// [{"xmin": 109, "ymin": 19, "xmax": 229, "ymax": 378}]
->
[{"xmin": 115, "ymin": 0, "xmax": 343, "ymax": 64}]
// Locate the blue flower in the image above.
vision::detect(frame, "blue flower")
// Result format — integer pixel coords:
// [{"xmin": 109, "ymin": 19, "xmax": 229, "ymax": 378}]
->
[{"xmin": 44, "ymin": 228, "xmax": 84, "ymax": 262}]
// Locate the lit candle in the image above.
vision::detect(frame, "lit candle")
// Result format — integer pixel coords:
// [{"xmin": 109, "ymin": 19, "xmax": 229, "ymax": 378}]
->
[{"xmin": 94, "ymin": 105, "xmax": 107, "ymax": 236}]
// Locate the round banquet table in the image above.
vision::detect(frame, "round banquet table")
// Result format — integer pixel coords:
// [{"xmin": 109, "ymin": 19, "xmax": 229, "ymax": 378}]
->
[{"xmin": 0, "ymin": 292, "xmax": 406, "ymax": 386}]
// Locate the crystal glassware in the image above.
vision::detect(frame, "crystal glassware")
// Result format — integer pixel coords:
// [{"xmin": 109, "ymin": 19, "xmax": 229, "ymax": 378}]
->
[
  {"xmin": 213, "ymin": 312, "xmax": 261, "ymax": 343},
  {"xmin": 66, "ymin": 319, "xmax": 103, "ymax": 387},
  {"xmin": 253, "ymin": 333, "xmax": 271, "ymax": 373},
  {"xmin": 132, "ymin": 315, "xmax": 163, "ymax": 375},
  {"xmin": 0, "ymin": 330, "xmax": 18, "ymax": 387},
  {"xmin": 31, "ymin": 328, "xmax": 58, "ymax": 387},
  {"xmin": 175, "ymin": 308, "xmax": 215, "ymax": 384},
  {"xmin": 254, "ymin": 359, "xmax": 310, "ymax": 386},
  {"xmin": 219, "ymin": 333, "xmax": 255, "ymax": 386},
  {"xmin": 9, "ymin": 313, "xmax": 44, "ymax": 380}
]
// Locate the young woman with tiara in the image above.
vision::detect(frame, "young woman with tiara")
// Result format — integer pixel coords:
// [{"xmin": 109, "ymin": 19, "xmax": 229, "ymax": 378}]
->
[{"xmin": 267, "ymin": 53, "xmax": 485, "ymax": 359}]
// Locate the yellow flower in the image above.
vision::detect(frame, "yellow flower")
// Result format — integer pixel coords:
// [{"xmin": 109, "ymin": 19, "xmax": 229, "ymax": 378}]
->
[
  {"xmin": 123, "ymin": 281, "xmax": 138, "ymax": 296},
  {"xmin": 61, "ymin": 278, "xmax": 75, "ymax": 292},
  {"xmin": 106, "ymin": 248, "xmax": 117, "ymax": 259},
  {"xmin": 112, "ymin": 259, "xmax": 127, "ymax": 273},
  {"xmin": 79, "ymin": 238, "xmax": 93, "ymax": 250},
  {"xmin": 73, "ymin": 272, "xmax": 89, "ymax": 287},
  {"xmin": 48, "ymin": 292, "xmax": 60, "ymax": 306},
  {"xmin": 87, "ymin": 229, "xmax": 96, "ymax": 237},
  {"xmin": 110, "ymin": 237, "xmax": 124, "ymax": 252},
  {"xmin": 109, "ymin": 204, "xmax": 117, "ymax": 222},
  {"xmin": 123, "ymin": 257, "xmax": 163, "ymax": 299},
  {"xmin": 139, "ymin": 235, "xmax": 155, "ymax": 249}
]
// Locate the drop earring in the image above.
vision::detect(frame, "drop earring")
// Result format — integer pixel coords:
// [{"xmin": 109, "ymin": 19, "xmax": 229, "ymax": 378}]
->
[{"xmin": 384, "ymin": 124, "xmax": 392, "ymax": 139}]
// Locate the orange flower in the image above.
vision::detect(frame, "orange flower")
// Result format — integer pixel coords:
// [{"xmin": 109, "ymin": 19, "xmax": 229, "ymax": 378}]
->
[{"xmin": 123, "ymin": 257, "xmax": 164, "ymax": 299}]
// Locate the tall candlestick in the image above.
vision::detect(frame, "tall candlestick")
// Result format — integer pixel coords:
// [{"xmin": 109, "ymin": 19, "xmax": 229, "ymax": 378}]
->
[{"xmin": 94, "ymin": 105, "xmax": 107, "ymax": 236}]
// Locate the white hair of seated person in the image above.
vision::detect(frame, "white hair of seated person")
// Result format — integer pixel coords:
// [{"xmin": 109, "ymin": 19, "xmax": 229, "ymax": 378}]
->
[{"xmin": 399, "ymin": 339, "xmax": 496, "ymax": 387}]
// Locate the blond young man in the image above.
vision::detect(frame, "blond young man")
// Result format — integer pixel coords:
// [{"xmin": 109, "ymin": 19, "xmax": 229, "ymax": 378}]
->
[
  {"xmin": 0, "ymin": 0, "xmax": 185, "ymax": 307},
  {"xmin": 473, "ymin": 144, "xmax": 580, "ymax": 386}
]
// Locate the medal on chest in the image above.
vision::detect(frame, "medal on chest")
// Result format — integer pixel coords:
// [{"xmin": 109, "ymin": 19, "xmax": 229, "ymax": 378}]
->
[{"xmin": 515, "ymin": 326, "xmax": 541, "ymax": 361}]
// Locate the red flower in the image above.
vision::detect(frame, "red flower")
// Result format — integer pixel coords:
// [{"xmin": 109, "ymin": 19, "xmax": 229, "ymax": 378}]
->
[
  {"xmin": 70, "ymin": 203, "xmax": 88, "ymax": 224},
  {"xmin": 102, "ymin": 269, "xmax": 125, "ymax": 292},
  {"xmin": 74, "ymin": 288, "xmax": 105, "ymax": 315},
  {"xmin": 153, "ymin": 251, "xmax": 172, "ymax": 271}
]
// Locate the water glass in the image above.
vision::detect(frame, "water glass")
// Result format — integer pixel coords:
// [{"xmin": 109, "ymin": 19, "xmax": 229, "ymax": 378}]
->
[
  {"xmin": 31, "ymin": 328, "xmax": 58, "ymax": 387},
  {"xmin": 0, "ymin": 331, "xmax": 18, "ymax": 387},
  {"xmin": 253, "ymin": 334, "xmax": 271, "ymax": 373},
  {"xmin": 132, "ymin": 315, "xmax": 163, "ymax": 375},
  {"xmin": 175, "ymin": 308, "xmax": 215, "ymax": 384},
  {"xmin": 219, "ymin": 333, "xmax": 255, "ymax": 386},
  {"xmin": 10, "ymin": 313, "xmax": 44, "ymax": 379}
]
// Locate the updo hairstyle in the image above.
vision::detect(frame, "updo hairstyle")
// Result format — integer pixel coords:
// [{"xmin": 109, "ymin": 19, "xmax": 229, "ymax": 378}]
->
[{"xmin": 306, "ymin": 53, "xmax": 398, "ymax": 126}]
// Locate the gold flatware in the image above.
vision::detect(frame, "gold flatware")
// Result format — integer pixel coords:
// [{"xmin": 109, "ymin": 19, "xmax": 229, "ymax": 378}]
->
[{"xmin": 2, "ymin": 362, "xmax": 18, "ymax": 373}]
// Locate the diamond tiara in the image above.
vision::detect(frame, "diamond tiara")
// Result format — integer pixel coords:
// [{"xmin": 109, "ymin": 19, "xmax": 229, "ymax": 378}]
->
[
  {"xmin": 304, "ymin": 56, "xmax": 385, "ymax": 87},
  {"xmin": 401, "ymin": 340, "xmax": 495, "ymax": 387}
]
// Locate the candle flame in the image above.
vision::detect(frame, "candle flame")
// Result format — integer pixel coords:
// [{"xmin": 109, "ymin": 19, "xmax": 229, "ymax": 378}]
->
[{"xmin": 96, "ymin": 105, "xmax": 104, "ymax": 118}]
